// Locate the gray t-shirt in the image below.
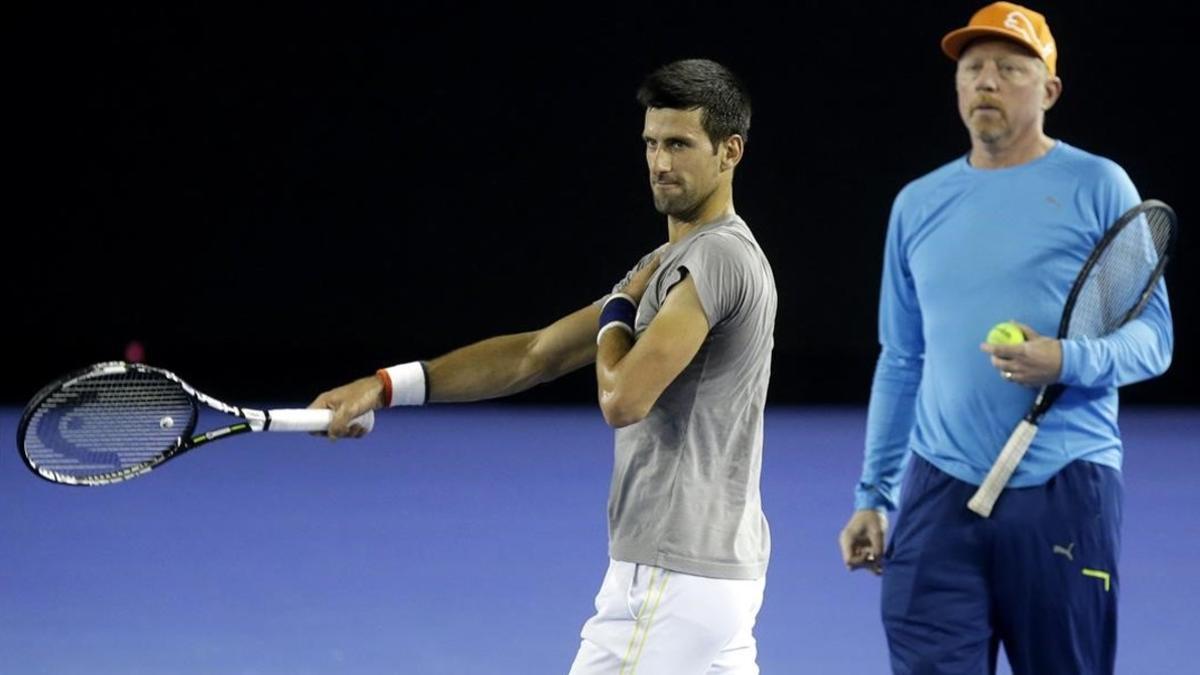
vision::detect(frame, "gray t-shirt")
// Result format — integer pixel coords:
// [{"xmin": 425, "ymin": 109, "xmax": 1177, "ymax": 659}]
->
[{"xmin": 605, "ymin": 214, "xmax": 776, "ymax": 579}]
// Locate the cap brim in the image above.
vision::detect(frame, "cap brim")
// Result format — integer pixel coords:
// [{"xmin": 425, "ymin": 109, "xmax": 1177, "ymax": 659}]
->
[{"xmin": 940, "ymin": 26, "xmax": 1040, "ymax": 61}]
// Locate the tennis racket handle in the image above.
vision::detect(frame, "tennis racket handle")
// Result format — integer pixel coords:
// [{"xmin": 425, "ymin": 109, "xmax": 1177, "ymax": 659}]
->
[
  {"xmin": 266, "ymin": 409, "xmax": 376, "ymax": 433},
  {"xmin": 967, "ymin": 419, "xmax": 1040, "ymax": 518}
]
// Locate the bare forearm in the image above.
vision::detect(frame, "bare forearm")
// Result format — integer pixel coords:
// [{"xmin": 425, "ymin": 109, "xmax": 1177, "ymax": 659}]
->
[
  {"xmin": 426, "ymin": 307, "xmax": 599, "ymax": 403},
  {"xmin": 595, "ymin": 278, "xmax": 708, "ymax": 427},
  {"xmin": 595, "ymin": 331, "xmax": 638, "ymax": 425},
  {"xmin": 425, "ymin": 333, "xmax": 545, "ymax": 402},
  {"xmin": 595, "ymin": 328, "xmax": 632, "ymax": 377}
]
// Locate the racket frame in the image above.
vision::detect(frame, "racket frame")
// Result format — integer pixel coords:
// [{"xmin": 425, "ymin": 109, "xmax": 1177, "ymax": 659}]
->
[{"xmin": 17, "ymin": 361, "xmax": 348, "ymax": 486}]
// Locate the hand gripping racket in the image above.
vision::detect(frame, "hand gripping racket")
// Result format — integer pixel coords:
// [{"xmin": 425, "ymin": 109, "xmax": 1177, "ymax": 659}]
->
[
  {"xmin": 968, "ymin": 199, "xmax": 1179, "ymax": 517},
  {"xmin": 16, "ymin": 361, "xmax": 374, "ymax": 486}
]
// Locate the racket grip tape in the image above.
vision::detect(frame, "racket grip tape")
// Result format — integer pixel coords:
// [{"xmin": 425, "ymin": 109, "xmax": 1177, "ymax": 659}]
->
[
  {"xmin": 967, "ymin": 419, "xmax": 1040, "ymax": 518},
  {"xmin": 266, "ymin": 408, "xmax": 376, "ymax": 433}
]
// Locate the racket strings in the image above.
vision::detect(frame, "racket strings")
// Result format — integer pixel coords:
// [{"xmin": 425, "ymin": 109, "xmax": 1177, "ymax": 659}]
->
[
  {"xmin": 1068, "ymin": 207, "xmax": 1174, "ymax": 339},
  {"xmin": 23, "ymin": 370, "xmax": 195, "ymax": 477}
]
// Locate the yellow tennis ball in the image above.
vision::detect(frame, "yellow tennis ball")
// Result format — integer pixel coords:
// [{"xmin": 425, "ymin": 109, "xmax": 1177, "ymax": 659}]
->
[{"xmin": 986, "ymin": 321, "xmax": 1026, "ymax": 345}]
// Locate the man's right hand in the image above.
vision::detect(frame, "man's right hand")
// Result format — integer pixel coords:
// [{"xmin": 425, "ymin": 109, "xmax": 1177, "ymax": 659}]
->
[
  {"xmin": 839, "ymin": 509, "xmax": 888, "ymax": 575},
  {"xmin": 308, "ymin": 375, "xmax": 385, "ymax": 439},
  {"xmin": 621, "ymin": 254, "xmax": 662, "ymax": 304}
]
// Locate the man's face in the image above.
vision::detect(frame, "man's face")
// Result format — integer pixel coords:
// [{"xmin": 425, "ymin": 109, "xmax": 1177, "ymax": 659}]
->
[
  {"xmin": 956, "ymin": 39, "xmax": 1055, "ymax": 145},
  {"xmin": 643, "ymin": 107, "xmax": 723, "ymax": 218}
]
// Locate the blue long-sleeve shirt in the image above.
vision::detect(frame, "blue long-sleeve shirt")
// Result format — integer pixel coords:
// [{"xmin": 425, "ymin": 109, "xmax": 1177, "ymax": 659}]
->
[{"xmin": 855, "ymin": 141, "xmax": 1174, "ymax": 512}]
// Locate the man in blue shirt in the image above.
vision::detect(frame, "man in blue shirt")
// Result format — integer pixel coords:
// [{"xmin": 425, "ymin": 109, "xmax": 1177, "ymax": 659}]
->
[{"xmin": 838, "ymin": 3, "xmax": 1173, "ymax": 673}]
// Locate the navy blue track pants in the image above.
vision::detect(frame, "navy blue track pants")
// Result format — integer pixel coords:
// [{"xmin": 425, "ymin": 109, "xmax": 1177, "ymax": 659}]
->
[{"xmin": 882, "ymin": 453, "xmax": 1122, "ymax": 675}]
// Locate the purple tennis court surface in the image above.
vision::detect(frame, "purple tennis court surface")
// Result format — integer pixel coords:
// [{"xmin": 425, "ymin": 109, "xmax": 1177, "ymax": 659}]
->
[{"xmin": 2, "ymin": 406, "xmax": 1196, "ymax": 673}]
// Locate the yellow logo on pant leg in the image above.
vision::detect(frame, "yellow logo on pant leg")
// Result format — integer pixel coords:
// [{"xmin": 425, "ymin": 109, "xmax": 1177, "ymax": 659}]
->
[{"xmin": 1082, "ymin": 568, "xmax": 1111, "ymax": 592}]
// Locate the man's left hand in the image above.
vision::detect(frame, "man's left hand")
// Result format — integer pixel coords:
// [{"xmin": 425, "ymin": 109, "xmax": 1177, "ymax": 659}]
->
[{"xmin": 980, "ymin": 321, "xmax": 1061, "ymax": 387}]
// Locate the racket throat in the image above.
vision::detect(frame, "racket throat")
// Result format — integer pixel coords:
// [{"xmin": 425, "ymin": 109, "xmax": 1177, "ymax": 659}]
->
[{"xmin": 188, "ymin": 423, "xmax": 254, "ymax": 447}]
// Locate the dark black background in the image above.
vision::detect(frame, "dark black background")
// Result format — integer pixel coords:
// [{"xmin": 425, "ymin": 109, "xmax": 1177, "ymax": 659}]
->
[{"xmin": 9, "ymin": 1, "xmax": 1195, "ymax": 406}]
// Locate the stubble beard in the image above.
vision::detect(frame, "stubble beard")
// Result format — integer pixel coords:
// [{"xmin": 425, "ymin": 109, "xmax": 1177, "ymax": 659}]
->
[
  {"xmin": 972, "ymin": 116, "xmax": 1011, "ymax": 145},
  {"xmin": 652, "ymin": 189, "xmax": 697, "ymax": 217},
  {"xmin": 967, "ymin": 105, "xmax": 1011, "ymax": 146}
]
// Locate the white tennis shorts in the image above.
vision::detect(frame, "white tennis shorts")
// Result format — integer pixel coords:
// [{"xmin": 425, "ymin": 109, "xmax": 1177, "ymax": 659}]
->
[{"xmin": 567, "ymin": 558, "xmax": 766, "ymax": 675}]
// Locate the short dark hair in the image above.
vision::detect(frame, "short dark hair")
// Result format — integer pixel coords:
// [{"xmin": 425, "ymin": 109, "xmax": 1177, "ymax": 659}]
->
[{"xmin": 637, "ymin": 58, "xmax": 751, "ymax": 146}]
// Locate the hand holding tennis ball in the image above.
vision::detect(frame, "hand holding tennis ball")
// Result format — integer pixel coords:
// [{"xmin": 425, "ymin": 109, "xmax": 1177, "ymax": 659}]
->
[
  {"xmin": 986, "ymin": 321, "xmax": 1026, "ymax": 345},
  {"xmin": 980, "ymin": 320, "xmax": 1063, "ymax": 387}
]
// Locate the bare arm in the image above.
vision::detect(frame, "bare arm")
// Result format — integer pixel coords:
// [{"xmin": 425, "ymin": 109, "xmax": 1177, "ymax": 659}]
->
[
  {"xmin": 596, "ymin": 270, "xmax": 710, "ymax": 428},
  {"xmin": 427, "ymin": 304, "xmax": 600, "ymax": 402},
  {"xmin": 312, "ymin": 303, "xmax": 600, "ymax": 436}
]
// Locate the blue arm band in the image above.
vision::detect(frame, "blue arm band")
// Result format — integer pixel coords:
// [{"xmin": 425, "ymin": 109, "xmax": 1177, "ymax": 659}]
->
[{"xmin": 598, "ymin": 293, "xmax": 637, "ymax": 343}]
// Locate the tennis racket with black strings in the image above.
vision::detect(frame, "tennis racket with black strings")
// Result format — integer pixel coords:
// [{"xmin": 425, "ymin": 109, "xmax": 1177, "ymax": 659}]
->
[
  {"xmin": 16, "ymin": 361, "xmax": 374, "ymax": 486},
  {"xmin": 968, "ymin": 199, "xmax": 1179, "ymax": 517}
]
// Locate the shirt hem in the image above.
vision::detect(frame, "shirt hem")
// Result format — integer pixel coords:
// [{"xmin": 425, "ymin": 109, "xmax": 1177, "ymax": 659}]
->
[{"xmin": 610, "ymin": 544, "xmax": 767, "ymax": 580}]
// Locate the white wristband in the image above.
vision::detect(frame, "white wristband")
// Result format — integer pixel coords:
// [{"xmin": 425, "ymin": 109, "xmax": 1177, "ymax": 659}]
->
[{"xmin": 377, "ymin": 361, "xmax": 428, "ymax": 407}]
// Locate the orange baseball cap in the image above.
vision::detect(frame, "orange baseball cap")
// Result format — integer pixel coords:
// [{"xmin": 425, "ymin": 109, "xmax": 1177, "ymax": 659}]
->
[{"xmin": 941, "ymin": 2, "xmax": 1057, "ymax": 76}]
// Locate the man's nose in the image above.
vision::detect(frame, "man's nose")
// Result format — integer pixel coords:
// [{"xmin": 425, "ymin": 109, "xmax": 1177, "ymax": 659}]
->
[
  {"xmin": 974, "ymin": 62, "xmax": 1000, "ymax": 91},
  {"xmin": 650, "ymin": 148, "xmax": 671, "ymax": 173}
]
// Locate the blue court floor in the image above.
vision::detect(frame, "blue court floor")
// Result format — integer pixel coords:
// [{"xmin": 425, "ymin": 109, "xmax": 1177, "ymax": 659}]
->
[{"xmin": 2, "ymin": 406, "xmax": 1196, "ymax": 674}]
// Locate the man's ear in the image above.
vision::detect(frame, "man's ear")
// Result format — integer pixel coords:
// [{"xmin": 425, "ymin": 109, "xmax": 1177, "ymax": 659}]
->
[
  {"xmin": 1043, "ymin": 75, "xmax": 1063, "ymax": 111},
  {"xmin": 721, "ymin": 134, "xmax": 744, "ymax": 171}
]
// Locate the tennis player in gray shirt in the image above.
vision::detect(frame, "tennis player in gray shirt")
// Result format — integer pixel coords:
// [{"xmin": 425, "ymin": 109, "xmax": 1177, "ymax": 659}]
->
[{"xmin": 313, "ymin": 58, "xmax": 776, "ymax": 674}]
